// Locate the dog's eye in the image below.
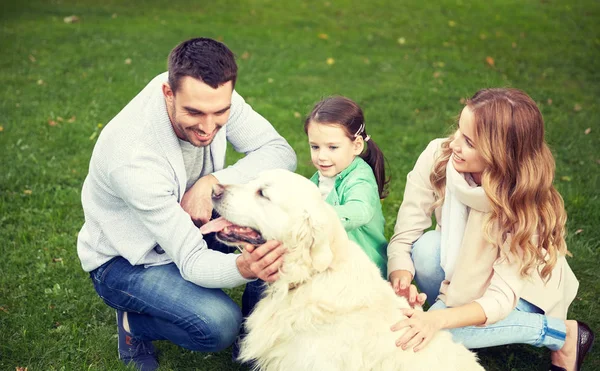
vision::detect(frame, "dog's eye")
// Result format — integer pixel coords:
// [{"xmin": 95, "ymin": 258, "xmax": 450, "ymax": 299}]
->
[{"xmin": 257, "ymin": 188, "xmax": 268, "ymax": 199}]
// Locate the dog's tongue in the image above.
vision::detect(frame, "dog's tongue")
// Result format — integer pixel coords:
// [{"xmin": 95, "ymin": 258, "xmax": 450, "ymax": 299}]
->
[{"xmin": 199, "ymin": 217, "xmax": 233, "ymax": 234}]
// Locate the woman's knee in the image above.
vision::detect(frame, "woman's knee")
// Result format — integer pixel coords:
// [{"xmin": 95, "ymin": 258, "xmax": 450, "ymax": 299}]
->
[{"xmin": 412, "ymin": 230, "xmax": 441, "ymax": 274}]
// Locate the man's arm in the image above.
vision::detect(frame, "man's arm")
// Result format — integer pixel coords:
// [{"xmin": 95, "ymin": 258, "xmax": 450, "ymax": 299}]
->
[
  {"xmin": 181, "ymin": 91, "xmax": 296, "ymax": 225},
  {"xmin": 212, "ymin": 91, "xmax": 297, "ymax": 185},
  {"xmin": 108, "ymin": 158, "xmax": 255, "ymax": 288},
  {"xmin": 180, "ymin": 174, "xmax": 219, "ymax": 226}
]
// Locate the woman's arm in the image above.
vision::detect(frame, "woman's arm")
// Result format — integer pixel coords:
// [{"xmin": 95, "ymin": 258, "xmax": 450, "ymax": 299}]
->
[
  {"xmin": 392, "ymin": 247, "xmax": 525, "ymax": 351},
  {"xmin": 388, "ymin": 139, "xmax": 444, "ymax": 278},
  {"xmin": 389, "ymin": 269, "xmax": 426, "ymax": 307},
  {"xmin": 391, "ymin": 302, "xmax": 487, "ymax": 352}
]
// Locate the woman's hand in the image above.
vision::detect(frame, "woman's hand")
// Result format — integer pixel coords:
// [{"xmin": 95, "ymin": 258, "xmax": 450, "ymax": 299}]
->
[
  {"xmin": 391, "ymin": 308, "xmax": 444, "ymax": 352},
  {"xmin": 389, "ymin": 269, "xmax": 427, "ymax": 307}
]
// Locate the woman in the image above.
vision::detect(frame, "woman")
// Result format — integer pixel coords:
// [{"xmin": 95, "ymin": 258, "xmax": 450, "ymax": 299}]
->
[{"xmin": 387, "ymin": 88, "xmax": 594, "ymax": 370}]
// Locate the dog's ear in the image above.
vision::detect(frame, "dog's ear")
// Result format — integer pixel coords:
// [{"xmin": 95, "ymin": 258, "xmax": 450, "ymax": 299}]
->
[
  {"xmin": 309, "ymin": 219, "xmax": 333, "ymax": 272},
  {"xmin": 291, "ymin": 206, "xmax": 333, "ymax": 273}
]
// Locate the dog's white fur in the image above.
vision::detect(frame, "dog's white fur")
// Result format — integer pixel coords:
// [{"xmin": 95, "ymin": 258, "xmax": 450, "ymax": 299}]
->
[{"xmin": 213, "ymin": 169, "xmax": 484, "ymax": 371}]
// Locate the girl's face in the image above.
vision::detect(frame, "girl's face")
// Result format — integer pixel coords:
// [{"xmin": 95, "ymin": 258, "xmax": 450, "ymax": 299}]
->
[
  {"xmin": 307, "ymin": 121, "xmax": 363, "ymax": 177},
  {"xmin": 450, "ymin": 106, "xmax": 486, "ymax": 184}
]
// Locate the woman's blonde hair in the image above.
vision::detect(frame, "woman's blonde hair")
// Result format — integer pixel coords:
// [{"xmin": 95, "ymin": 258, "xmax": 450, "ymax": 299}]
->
[{"xmin": 430, "ymin": 88, "xmax": 569, "ymax": 280}]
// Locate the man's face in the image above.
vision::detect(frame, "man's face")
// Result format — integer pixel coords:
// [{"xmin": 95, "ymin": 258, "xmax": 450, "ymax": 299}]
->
[{"xmin": 163, "ymin": 76, "xmax": 233, "ymax": 147}]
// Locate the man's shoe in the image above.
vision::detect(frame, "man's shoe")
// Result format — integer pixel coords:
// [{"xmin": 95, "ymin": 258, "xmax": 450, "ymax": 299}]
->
[
  {"xmin": 550, "ymin": 321, "xmax": 595, "ymax": 371},
  {"xmin": 116, "ymin": 310, "xmax": 159, "ymax": 371}
]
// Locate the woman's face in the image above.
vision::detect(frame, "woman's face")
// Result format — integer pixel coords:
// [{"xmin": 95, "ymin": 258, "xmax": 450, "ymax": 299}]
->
[{"xmin": 449, "ymin": 106, "xmax": 486, "ymax": 184}]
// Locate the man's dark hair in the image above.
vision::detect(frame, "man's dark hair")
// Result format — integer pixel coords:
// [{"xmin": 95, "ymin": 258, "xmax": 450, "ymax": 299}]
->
[{"xmin": 167, "ymin": 37, "xmax": 237, "ymax": 93}]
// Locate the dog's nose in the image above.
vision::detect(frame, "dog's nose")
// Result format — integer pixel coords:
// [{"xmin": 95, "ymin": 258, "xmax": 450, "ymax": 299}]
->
[{"xmin": 212, "ymin": 183, "xmax": 225, "ymax": 199}]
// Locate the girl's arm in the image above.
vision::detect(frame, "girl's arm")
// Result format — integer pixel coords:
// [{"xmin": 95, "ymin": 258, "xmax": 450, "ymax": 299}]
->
[{"xmin": 332, "ymin": 180, "xmax": 379, "ymax": 231}]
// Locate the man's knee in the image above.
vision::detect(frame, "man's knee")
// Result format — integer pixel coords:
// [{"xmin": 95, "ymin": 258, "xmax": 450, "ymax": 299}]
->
[{"xmin": 187, "ymin": 300, "xmax": 243, "ymax": 352}]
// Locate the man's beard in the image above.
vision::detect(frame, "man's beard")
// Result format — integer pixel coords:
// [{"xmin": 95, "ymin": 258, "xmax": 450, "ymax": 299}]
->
[
  {"xmin": 168, "ymin": 101, "xmax": 222, "ymax": 147},
  {"xmin": 173, "ymin": 111, "xmax": 218, "ymax": 148}
]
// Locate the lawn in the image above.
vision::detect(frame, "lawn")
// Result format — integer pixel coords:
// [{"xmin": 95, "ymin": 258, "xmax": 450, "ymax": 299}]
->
[{"xmin": 0, "ymin": 0, "xmax": 598, "ymax": 370}]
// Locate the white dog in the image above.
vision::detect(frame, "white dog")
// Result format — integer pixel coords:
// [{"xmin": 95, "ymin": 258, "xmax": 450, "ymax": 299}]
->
[{"xmin": 202, "ymin": 169, "xmax": 484, "ymax": 371}]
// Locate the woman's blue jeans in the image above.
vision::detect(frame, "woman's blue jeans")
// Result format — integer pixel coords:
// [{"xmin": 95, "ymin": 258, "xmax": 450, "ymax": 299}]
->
[
  {"xmin": 412, "ymin": 230, "xmax": 566, "ymax": 351},
  {"xmin": 89, "ymin": 234, "xmax": 264, "ymax": 353}
]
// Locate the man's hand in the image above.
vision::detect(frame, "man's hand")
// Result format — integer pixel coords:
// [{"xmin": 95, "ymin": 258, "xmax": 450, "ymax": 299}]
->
[
  {"xmin": 389, "ymin": 269, "xmax": 427, "ymax": 307},
  {"xmin": 181, "ymin": 174, "xmax": 219, "ymax": 227},
  {"xmin": 236, "ymin": 240, "xmax": 286, "ymax": 282}
]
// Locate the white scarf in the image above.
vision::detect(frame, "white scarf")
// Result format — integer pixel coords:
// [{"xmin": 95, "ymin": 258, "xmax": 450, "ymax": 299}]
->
[{"xmin": 440, "ymin": 160, "xmax": 491, "ymax": 280}]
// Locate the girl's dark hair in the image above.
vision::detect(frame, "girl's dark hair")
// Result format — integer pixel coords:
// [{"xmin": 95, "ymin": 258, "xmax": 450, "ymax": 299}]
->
[
  {"xmin": 304, "ymin": 96, "xmax": 389, "ymax": 199},
  {"xmin": 168, "ymin": 37, "xmax": 237, "ymax": 93}
]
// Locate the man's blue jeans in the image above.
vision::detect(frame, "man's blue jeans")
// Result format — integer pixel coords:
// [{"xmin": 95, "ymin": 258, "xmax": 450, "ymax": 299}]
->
[
  {"xmin": 89, "ymin": 234, "xmax": 264, "ymax": 353},
  {"xmin": 412, "ymin": 230, "xmax": 566, "ymax": 351}
]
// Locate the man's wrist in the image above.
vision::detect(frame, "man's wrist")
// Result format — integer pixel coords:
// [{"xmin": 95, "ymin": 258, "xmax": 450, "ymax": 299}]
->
[
  {"xmin": 203, "ymin": 174, "xmax": 219, "ymax": 186},
  {"xmin": 191, "ymin": 173, "xmax": 219, "ymax": 191},
  {"xmin": 236, "ymin": 255, "xmax": 255, "ymax": 279}
]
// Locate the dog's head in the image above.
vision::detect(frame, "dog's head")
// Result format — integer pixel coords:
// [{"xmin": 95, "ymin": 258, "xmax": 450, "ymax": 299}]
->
[{"xmin": 201, "ymin": 169, "xmax": 343, "ymax": 282}]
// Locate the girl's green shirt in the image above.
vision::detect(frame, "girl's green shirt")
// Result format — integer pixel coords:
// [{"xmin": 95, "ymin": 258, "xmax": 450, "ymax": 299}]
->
[{"xmin": 310, "ymin": 156, "xmax": 387, "ymax": 278}]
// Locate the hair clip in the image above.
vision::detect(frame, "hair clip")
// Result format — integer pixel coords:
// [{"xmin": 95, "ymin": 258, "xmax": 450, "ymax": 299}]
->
[
  {"xmin": 354, "ymin": 123, "xmax": 365, "ymax": 137},
  {"xmin": 364, "ymin": 135, "xmax": 371, "ymax": 142}
]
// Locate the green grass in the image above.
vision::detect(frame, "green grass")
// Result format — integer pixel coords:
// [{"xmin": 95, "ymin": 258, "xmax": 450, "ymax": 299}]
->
[{"xmin": 0, "ymin": 0, "xmax": 598, "ymax": 370}]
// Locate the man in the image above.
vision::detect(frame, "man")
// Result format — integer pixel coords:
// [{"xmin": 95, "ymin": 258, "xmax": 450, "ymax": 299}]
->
[{"xmin": 77, "ymin": 37, "xmax": 296, "ymax": 370}]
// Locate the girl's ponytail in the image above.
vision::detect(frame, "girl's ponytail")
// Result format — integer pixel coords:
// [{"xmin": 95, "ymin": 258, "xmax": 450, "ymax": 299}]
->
[{"xmin": 361, "ymin": 138, "xmax": 389, "ymax": 199}]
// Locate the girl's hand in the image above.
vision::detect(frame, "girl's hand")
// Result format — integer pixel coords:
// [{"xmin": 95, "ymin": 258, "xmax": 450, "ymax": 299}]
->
[
  {"xmin": 391, "ymin": 309, "xmax": 443, "ymax": 352},
  {"xmin": 389, "ymin": 270, "xmax": 427, "ymax": 307}
]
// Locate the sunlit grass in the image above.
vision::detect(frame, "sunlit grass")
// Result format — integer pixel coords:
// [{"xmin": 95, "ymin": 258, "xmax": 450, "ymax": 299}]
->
[{"xmin": 1, "ymin": 0, "xmax": 598, "ymax": 370}]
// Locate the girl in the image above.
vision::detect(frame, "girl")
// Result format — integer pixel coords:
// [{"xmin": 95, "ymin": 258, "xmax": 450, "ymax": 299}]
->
[
  {"xmin": 304, "ymin": 96, "xmax": 388, "ymax": 278},
  {"xmin": 387, "ymin": 88, "xmax": 594, "ymax": 371}
]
